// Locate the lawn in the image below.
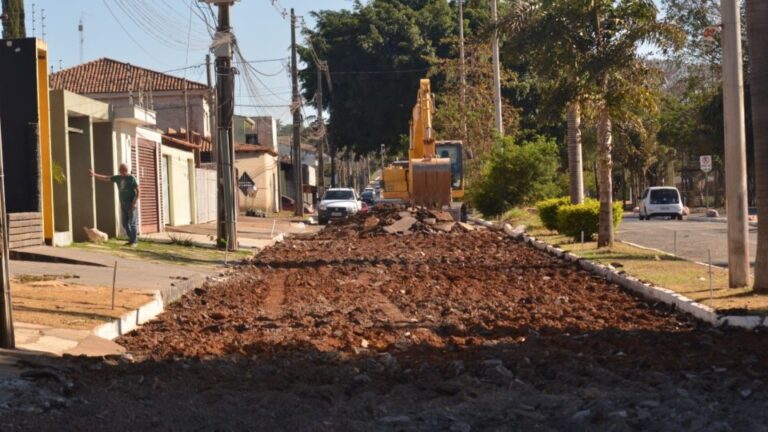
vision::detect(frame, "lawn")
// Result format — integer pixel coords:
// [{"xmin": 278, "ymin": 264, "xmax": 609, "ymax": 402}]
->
[{"xmin": 500, "ymin": 208, "xmax": 764, "ymax": 315}]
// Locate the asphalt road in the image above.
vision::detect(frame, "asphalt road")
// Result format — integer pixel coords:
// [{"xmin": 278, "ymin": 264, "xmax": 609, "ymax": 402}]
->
[{"xmin": 617, "ymin": 216, "xmax": 758, "ymax": 268}]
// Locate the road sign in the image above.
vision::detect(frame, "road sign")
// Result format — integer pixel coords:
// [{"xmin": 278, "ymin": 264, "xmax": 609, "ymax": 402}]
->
[{"xmin": 700, "ymin": 155, "xmax": 713, "ymax": 173}]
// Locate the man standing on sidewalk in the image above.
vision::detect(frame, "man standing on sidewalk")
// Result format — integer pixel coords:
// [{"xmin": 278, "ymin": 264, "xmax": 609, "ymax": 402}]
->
[{"xmin": 89, "ymin": 164, "xmax": 140, "ymax": 247}]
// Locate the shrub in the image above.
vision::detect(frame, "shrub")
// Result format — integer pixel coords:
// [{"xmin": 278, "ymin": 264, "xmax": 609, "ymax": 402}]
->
[
  {"xmin": 536, "ymin": 197, "xmax": 571, "ymax": 231},
  {"xmin": 556, "ymin": 199, "xmax": 624, "ymax": 241},
  {"xmin": 470, "ymin": 135, "xmax": 566, "ymax": 218}
]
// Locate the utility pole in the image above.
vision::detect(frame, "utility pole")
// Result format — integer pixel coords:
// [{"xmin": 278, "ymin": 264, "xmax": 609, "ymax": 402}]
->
[
  {"xmin": 203, "ymin": 0, "xmax": 237, "ymax": 251},
  {"xmin": 0, "ymin": 115, "xmax": 14, "ymax": 349},
  {"xmin": 721, "ymin": 0, "xmax": 750, "ymax": 287},
  {"xmin": 491, "ymin": 0, "xmax": 503, "ymax": 137},
  {"xmin": 380, "ymin": 143, "xmax": 385, "ymax": 176},
  {"xmin": 458, "ymin": 0, "xmax": 467, "ymax": 142},
  {"xmin": 205, "ymin": 53, "xmax": 215, "ymax": 167},
  {"xmin": 291, "ymin": 8, "xmax": 304, "ymax": 217},
  {"xmin": 316, "ymin": 61, "xmax": 325, "ymax": 198},
  {"xmin": 206, "ymin": 52, "xmax": 223, "ymax": 234}
]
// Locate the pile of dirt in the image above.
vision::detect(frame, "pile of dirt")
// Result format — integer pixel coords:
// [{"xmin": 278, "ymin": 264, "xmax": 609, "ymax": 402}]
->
[
  {"xmin": 5, "ymin": 228, "xmax": 768, "ymax": 431},
  {"xmin": 316, "ymin": 205, "xmax": 474, "ymax": 239}
]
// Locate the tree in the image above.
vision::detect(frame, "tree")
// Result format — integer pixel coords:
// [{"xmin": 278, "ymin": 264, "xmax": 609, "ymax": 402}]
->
[
  {"xmin": 587, "ymin": 0, "xmax": 683, "ymax": 247},
  {"xmin": 300, "ymin": 0, "xmax": 456, "ymax": 157},
  {"xmin": 746, "ymin": 0, "xmax": 768, "ymax": 291},
  {"xmin": 1, "ymin": 0, "xmax": 25, "ymax": 39},
  {"xmin": 504, "ymin": 0, "xmax": 595, "ymax": 205},
  {"xmin": 431, "ymin": 39, "xmax": 517, "ymax": 181}
]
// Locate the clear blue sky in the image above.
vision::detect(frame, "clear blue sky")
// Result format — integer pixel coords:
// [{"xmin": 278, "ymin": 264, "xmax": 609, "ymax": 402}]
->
[{"xmin": 27, "ymin": 0, "xmax": 352, "ymax": 123}]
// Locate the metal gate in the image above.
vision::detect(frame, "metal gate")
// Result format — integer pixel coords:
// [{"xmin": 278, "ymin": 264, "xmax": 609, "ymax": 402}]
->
[
  {"xmin": 196, "ymin": 167, "xmax": 217, "ymax": 223},
  {"xmin": 137, "ymin": 138, "xmax": 160, "ymax": 234}
]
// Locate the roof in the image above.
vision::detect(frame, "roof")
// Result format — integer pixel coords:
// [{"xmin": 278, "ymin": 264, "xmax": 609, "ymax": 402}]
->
[
  {"xmin": 50, "ymin": 58, "xmax": 208, "ymax": 95},
  {"xmin": 235, "ymin": 143, "xmax": 278, "ymax": 156},
  {"xmin": 161, "ymin": 135, "xmax": 200, "ymax": 151},
  {"xmin": 162, "ymin": 129, "xmax": 210, "ymax": 152}
]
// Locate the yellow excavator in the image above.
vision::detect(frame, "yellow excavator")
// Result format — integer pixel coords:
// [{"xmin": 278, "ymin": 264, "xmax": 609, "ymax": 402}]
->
[{"xmin": 382, "ymin": 79, "xmax": 467, "ymax": 220}]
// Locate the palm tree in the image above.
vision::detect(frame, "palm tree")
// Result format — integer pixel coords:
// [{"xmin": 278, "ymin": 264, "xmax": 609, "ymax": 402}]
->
[
  {"xmin": 746, "ymin": 0, "xmax": 768, "ymax": 291},
  {"xmin": 588, "ymin": 0, "xmax": 683, "ymax": 247},
  {"xmin": 1, "ymin": 0, "xmax": 25, "ymax": 39}
]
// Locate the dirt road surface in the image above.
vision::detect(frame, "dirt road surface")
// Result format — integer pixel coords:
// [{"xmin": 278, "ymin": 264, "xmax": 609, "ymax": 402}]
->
[{"xmin": 3, "ymin": 209, "xmax": 768, "ymax": 431}]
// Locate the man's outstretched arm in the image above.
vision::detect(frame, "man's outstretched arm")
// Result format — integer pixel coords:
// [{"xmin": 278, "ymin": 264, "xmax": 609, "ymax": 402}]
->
[{"xmin": 89, "ymin": 168, "xmax": 112, "ymax": 182}]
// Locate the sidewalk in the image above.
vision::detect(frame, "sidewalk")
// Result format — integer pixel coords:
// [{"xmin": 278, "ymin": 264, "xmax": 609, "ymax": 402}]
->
[
  {"xmin": 3, "ymin": 215, "xmax": 304, "ymax": 357},
  {"xmin": 161, "ymin": 216, "xmax": 321, "ymax": 248},
  {"xmin": 7, "ymin": 245, "xmax": 213, "ymax": 357}
]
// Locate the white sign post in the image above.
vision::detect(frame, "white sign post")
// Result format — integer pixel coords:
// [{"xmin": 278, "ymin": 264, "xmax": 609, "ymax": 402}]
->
[{"xmin": 700, "ymin": 155, "xmax": 712, "ymax": 208}]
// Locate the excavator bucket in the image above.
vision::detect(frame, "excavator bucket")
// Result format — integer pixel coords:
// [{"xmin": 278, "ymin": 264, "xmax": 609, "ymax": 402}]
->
[{"xmin": 411, "ymin": 158, "xmax": 452, "ymax": 208}]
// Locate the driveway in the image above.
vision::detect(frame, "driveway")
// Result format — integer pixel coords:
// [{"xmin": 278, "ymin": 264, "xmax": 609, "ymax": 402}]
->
[{"xmin": 617, "ymin": 216, "xmax": 758, "ymax": 268}]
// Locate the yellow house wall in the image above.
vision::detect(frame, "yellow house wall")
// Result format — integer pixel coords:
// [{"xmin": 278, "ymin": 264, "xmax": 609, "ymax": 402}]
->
[{"xmin": 36, "ymin": 41, "xmax": 54, "ymax": 242}]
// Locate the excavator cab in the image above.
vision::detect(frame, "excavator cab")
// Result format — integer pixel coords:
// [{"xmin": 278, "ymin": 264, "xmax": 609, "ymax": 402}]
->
[{"xmin": 435, "ymin": 141, "xmax": 465, "ymax": 200}]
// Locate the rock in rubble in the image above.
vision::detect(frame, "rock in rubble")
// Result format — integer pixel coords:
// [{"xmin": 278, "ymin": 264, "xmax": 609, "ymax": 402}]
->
[
  {"xmin": 363, "ymin": 216, "xmax": 380, "ymax": 232},
  {"xmin": 383, "ymin": 217, "xmax": 417, "ymax": 234}
]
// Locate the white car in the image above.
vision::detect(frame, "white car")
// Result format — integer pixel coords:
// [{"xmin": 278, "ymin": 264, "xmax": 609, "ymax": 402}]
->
[
  {"xmin": 318, "ymin": 188, "xmax": 362, "ymax": 224},
  {"xmin": 639, "ymin": 187, "xmax": 684, "ymax": 220}
]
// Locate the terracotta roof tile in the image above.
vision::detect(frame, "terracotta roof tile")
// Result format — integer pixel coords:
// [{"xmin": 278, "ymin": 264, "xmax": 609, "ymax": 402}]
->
[{"xmin": 50, "ymin": 58, "xmax": 208, "ymax": 94}]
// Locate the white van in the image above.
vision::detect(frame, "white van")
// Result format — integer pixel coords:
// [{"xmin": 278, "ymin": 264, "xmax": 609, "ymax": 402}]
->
[{"xmin": 639, "ymin": 187, "xmax": 684, "ymax": 220}]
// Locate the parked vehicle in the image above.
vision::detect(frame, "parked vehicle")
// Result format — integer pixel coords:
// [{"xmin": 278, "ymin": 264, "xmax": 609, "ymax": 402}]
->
[
  {"xmin": 639, "ymin": 187, "xmax": 684, "ymax": 220},
  {"xmin": 318, "ymin": 188, "xmax": 362, "ymax": 225},
  {"xmin": 360, "ymin": 190, "xmax": 375, "ymax": 205}
]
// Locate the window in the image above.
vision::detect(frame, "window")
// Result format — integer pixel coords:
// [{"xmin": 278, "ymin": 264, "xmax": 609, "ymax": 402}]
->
[
  {"xmin": 323, "ymin": 190, "xmax": 354, "ymax": 200},
  {"xmin": 245, "ymin": 133, "xmax": 258, "ymax": 145},
  {"xmin": 650, "ymin": 189, "xmax": 679, "ymax": 205},
  {"xmin": 239, "ymin": 172, "xmax": 255, "ymax": 196}
]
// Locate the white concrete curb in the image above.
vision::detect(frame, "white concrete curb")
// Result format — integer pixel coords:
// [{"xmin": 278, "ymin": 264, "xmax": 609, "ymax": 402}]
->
[
  {"xmin": 93, "ymin": 291, "xmax": 165, "ymax": 340},
  {"xmin": 687, "ymin": 215, "xmax": 758, "ymax": 228},
  {"xmin": 470, "ymin": 216, "xmax": 766, "ymax": 330}
]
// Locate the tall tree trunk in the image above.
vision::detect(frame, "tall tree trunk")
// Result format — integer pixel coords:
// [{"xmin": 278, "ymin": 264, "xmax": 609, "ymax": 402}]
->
[
  {"xmin": 567, "ymin": 100, "xmax": 585, "ymax": 204},
  {"xmin": 1, "ymin": 0, "xmax": 25, "ymax": 39},
  {"xmin": 597, "ymin": 103, "xmax": 614, "ymax": 248},
  {"xmin": 747, "ymin": 0, "xmax": 768, "ymax": 291}
]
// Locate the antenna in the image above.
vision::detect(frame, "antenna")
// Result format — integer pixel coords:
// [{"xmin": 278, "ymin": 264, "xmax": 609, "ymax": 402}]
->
[
  {"xmin": 31, "ymin": 4, "xmax": 36, "ymax": 38},
  {"xmin": 127, "ymin": 63, "xmax": 134, "ymax": 106},
  {"xmin": 79, "ymin": 17, "xmax": 85, "ymax": 63},
  {"xmin": 41, "ymin": 8, "xmax": 46, "ymax": 41}
]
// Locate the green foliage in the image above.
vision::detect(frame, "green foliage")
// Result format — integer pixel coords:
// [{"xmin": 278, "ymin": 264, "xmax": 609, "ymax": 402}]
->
[
  {"xmin": 470, "ymin": 135, "xmax": 565, "ymax": 218},
  {"xmin": 536, "ymin": 197, "xmax": 571, "ymax": 231},
  {"xmin": 299, "ymin": 0, "xmax": 458, "ymax": 157},
  {"xmin": 557, "ymin": 200, "xmax": 624, "ymax": 241}
]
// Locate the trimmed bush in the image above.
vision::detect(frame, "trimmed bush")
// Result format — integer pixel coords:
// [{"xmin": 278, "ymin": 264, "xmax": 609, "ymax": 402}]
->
[
  {"xmin": 470, "ymin": 135, "xmax": 566, "ymax": 217},
  {"xmin": 556, "ymin": 199, "xmax": 624, "ymax": 241},
  {"xmin": 536, "ymin": 197, "xmax": 571, "ymax": 231}
]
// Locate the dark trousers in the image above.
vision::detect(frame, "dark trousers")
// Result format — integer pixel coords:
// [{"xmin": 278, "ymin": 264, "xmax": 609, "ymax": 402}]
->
[{"xmin": 120, "ymin": 206, "xmax": 138, "ymax": 244}]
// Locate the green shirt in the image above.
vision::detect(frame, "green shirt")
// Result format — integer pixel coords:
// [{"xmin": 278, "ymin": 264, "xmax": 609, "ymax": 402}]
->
[{"xmin": 111, "ymin": 175, "xmax": 139, "ymax": 208}]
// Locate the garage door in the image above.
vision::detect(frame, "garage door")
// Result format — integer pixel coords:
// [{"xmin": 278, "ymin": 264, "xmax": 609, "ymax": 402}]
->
[{"xmin": 137, "ymin": 138, "xmax": 160, "ymax": 234}]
